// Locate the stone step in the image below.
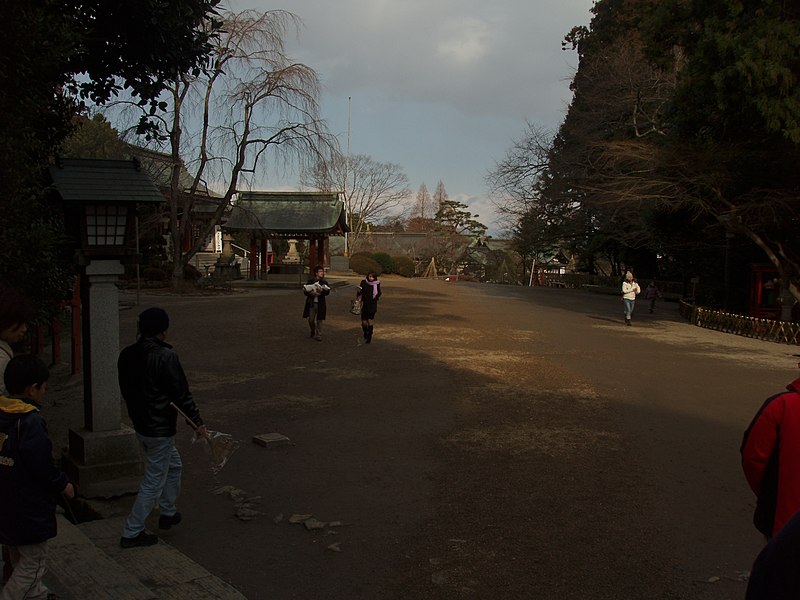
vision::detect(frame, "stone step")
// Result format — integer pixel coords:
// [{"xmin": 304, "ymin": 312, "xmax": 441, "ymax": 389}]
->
[{"xmin": 46, "ymin": 515, "xmax": 247, "ymax": 600}]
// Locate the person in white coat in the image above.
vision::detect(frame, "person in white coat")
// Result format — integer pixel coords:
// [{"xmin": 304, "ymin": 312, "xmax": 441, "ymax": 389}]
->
[{"xmin": 621, "ymin": 271, "xmax": 641, "ymax": 326}]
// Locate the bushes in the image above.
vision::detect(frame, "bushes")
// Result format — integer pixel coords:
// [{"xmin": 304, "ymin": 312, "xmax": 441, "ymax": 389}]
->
[
  {"xmin": 372, "ymin": 252, "xmax": 394, "ymax": 274},
  {"xmin": 392, "ymin": 256, "xmax": 415, "ymax": 277},
  {"xmin": 349, "ymin": 252, "xmax": 416, "ymax": 277},
  {"xmin": 349, "ymin": 254, "xmax": 381, "ymax": 275},
  {"xmin": 183, "ymin": 264, "xmax": 202, "ymax": 281},
  {"xmin": 142, "ymin": 267, "xmax": 167, "ymax": 283}
]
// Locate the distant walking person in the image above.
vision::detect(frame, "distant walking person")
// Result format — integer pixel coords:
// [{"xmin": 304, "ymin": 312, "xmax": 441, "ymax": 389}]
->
[
  {"xmin": 0, "ymin": 355, "xmax": 75, "ymax": 600},
  {"xmin": 356, "ymin": 271, "xmax": 382, "ymax": 343},
  {"xmin": 644, "ymin": 281, "xmax": 663, "ymax": 314},
  {"xmin": 303, "ymin": 266, "xmax": 330, "ymax": 342},
  {"xmin": 621, "ymin": 271, "xmax": 641, "ymax": 326},
  {"xmin": 118, "ymin": 308, "xmax": 206, "ymax": 548}
]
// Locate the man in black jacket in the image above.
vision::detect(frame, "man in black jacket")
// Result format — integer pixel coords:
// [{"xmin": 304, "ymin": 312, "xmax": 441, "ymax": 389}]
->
[{"xmin": 118, "ymin": 307, "xmax": 206, "ymax": 548}]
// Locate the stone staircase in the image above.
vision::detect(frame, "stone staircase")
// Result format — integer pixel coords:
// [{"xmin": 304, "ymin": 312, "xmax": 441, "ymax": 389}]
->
[
  {"xmin": 190, "ymin": 252, "xmax": 223, "ymax": 277},
  {"xmin": 45, "ymin": 515, "xmax": 247, "ymax": 599}
]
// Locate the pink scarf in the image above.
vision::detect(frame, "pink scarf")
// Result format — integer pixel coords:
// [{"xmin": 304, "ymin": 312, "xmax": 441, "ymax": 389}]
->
[{"xmin": 366, "ymin": 279, "xmax": 380, "ymax": 299}]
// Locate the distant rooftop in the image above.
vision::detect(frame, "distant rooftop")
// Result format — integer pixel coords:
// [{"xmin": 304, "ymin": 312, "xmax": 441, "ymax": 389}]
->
[{"xmin": 225, "ymin": 191, "xmax": 348, "ymax": 236}]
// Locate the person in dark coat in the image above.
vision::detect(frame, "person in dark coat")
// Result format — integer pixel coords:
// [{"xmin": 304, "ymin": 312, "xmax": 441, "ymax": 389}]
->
[
  {"xmin": 746, "ymin": 509, "xmax": 800, "ymax": 599},
  {"xmin": 0, "ymin": 355, "xmax": 75, "ymax": 600},
  {"xmin": 643, "ymin": 281, "xmax": 662, "ymax": 313},
  {"xmin": 302, "ymin": 266, "xmax": 330, "ymax": 342},
  {"xmin": 117, "ymin": 307, "xmax": 206, "ymax": 548},
  {"xmin": 356, "ymin": 271, "xmax": 382, "ymax": 343}
]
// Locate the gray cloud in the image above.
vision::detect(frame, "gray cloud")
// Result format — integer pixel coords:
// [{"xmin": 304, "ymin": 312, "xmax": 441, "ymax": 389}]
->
[{"xmin": 278, "ymin": 0, "xmax": 590, "ymax": 119}]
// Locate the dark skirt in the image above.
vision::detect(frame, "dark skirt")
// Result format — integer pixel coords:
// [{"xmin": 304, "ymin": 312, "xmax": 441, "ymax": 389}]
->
[{"xmin": 361, "ymin": 301, "xmax": 378, "ymax": 320}]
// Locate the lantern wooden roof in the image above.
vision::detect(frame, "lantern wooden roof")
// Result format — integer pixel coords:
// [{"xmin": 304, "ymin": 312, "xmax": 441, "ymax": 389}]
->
[{"xmin": 49, "ymin": 158, "xmax": 165, "ymax": 205}]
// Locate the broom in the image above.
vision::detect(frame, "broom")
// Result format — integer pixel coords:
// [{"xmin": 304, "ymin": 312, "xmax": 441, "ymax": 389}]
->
[{"xmin": 170, "ymin": 402, "xmax": 238, "ymax": 473}]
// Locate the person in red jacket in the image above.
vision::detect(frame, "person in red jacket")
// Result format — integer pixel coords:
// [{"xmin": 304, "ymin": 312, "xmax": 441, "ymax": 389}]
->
[{"xmin": 741, "ymin": 365, "xmax": 800, "ymax": 538}]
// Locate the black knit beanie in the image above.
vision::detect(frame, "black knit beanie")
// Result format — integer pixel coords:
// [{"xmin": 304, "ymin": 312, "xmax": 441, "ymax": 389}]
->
[{"xmin": 138, "ymin": 307, "xmax": 169, "ymax": 336}]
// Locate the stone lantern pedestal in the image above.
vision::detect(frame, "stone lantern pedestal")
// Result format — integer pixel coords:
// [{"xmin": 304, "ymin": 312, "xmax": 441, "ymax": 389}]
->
[{"xmin": 61, "ymin": 260, "xmax": 143, "ymax": 498}]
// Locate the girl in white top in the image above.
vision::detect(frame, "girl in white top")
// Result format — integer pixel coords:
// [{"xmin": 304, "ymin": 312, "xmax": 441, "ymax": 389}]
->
[{"xmin": 621, "ymin": 272, "xmax": 641, "ymax": 326}]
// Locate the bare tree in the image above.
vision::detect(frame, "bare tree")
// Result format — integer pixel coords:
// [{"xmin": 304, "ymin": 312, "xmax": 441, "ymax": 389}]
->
[
  {"xmin": 486, "ymin": 122, "xmax": 554, "ymax": 220},
  {"xmin": 407, "ymin": 182, "xmax": 433, "ymax": 232},
  {"xmin": 107, "ymin": 10, "xmax": 337, "ymax": 289},
  {"xmin": 301, "ymin": 153, "xmax": 410, "ymax": 251},
  {"xmin": 432, "ymin": 180, "xmax": 449, "ymax": 209}
]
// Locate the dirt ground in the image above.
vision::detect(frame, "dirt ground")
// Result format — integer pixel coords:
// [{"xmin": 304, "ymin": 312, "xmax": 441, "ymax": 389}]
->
[{"xmin": 47, "ymin": 275, "xmax": 795, "ymax": 599}]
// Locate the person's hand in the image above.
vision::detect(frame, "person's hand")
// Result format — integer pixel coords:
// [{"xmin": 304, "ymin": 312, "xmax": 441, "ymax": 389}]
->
[
  {"xmin": 195, "ymin": 425, "xmax": 208, "ymax": 440},
  {"xmin": 62, "ymin": 482, "xmax": 75, "ymax": 499}
]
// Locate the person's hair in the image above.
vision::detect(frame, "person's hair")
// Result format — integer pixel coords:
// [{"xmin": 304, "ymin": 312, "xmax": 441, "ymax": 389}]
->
[
  {"xmin": 314, "ymin": 265, "xmax": 325, "ymax": 274},
  {"xmin": 0, "ymin": 286, "xmax": 34, "ymax": 332},
  {"xmin": 366, "ymin": 271, "xmax": 377, "ymax": 280},
  {"xmin": 138, "ymin": 307, "xmax": 170, "ymax": 337},
  {"xmin": 4, "ymin": 354, "xmax": 49, "ymax": 396}
]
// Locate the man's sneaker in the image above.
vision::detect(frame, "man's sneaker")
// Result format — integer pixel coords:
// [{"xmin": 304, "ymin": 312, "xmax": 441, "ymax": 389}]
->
[
  {"xmin": 158, "ymin": 511, "xmax": 182, "ymax": 530},
  {"xmin": 120, "ymin": 531, "xmax": 158, "ymax": 548}
]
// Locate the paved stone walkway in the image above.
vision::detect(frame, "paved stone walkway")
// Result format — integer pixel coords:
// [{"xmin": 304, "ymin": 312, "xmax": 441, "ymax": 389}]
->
[{"xmin": 45, "ymin": 515, "xmax": 247, "ymax": 599}]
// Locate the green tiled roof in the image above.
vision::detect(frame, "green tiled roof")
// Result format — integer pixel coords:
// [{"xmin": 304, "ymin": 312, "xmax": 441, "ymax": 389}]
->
[
  {"xmin": 225, "ymin": 191, "xmax": 349, "ymax": 235},
  {"xmin": 49, "ymin": 159, "xmax": 165, "ymax": 204}
]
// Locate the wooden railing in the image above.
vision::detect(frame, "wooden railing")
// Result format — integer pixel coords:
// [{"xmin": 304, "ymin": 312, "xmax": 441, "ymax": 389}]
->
[{"xmin": 679, "ymin": 300, "xmax": 800, "ymax": 345}]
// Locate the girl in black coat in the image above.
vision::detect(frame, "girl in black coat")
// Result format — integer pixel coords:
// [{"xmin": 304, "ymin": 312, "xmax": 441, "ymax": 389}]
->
[
  {"xmin": 356, "ymin": 271, "xmax": 381, "ymax": 343},
  {"xmin": 303, "ymin": 266, "xmax": 330, "ymax": 341}
]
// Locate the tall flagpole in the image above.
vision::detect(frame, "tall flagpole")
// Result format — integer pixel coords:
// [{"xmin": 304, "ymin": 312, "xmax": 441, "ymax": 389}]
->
[{"xmin": 343, "ymin": 96, "xmax": 352, "ymax": 257}]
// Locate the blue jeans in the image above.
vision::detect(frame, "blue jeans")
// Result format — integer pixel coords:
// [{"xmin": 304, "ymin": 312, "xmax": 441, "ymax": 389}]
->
[
  {"xmin": 623, "ymin": 298, "xmax": 636, "ymax": 320},
  {"xmin": 122, "ymin": 434, "xmax": 182, "ymax": 538}
]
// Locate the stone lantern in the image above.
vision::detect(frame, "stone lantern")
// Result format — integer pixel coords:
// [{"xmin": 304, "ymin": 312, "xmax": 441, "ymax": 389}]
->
[{"xmin": 50, "ymin": 158, "xmax": 164, "ymax": 497}]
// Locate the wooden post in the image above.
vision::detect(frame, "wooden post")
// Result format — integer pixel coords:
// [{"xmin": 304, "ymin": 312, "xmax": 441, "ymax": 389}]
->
[
  {"xmin": 51, "ymin": 317, "xmax": 61, "ymax": 365},
  {"xmin": 319, "ymin": 238, "xmax": 327, "ymax": 269},
  {"xmin": 34, "ymin": 324, "xmax": 45, "ymax": 354},
  {"xmin": 71, "ymin": 277, "xmax": 81, "ymax": 375},
  {"xmin": 309, "ymin": 237, "xmax": 318, "ymax": 270},
  {"xmin": 249, "ymin": 235, "xmax": 258, "ymax": 280},
  {"xmin": 260, "ymin": 237, "xmax": 268, "ymax": 278}
]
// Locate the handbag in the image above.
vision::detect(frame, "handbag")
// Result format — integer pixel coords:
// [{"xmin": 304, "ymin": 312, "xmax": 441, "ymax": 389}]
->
[{"xmin": 350, "ymin": 298, "xmax": 362, "ymax": 315}]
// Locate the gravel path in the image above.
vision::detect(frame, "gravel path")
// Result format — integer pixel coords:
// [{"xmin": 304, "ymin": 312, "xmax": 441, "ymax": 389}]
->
[{"xmin": 45, "ymin": 277, "xmax": 790, "ymax": 599}]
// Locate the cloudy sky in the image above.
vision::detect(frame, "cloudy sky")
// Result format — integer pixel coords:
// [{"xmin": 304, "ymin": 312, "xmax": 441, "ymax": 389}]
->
[{"xmin": 227, "ymin": 0, "xmax": 596, "ymax": 235}]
